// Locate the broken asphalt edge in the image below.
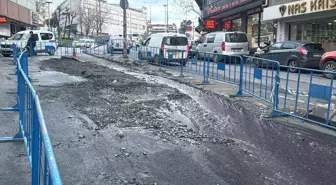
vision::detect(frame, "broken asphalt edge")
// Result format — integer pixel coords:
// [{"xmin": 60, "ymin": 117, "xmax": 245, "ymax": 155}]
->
[{"xmin": 75, "ymin": 52, "xmax": 336, "ymax": 130}]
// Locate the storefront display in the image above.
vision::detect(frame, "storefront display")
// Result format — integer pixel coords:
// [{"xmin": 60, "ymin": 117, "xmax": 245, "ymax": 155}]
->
[
  {"xmin": 202, "ymin": 0, "xmax": 267, "ymax": 51},
  {"xmin": 263, "ymin": 0, "xmax": 336, "ymax": 51}
]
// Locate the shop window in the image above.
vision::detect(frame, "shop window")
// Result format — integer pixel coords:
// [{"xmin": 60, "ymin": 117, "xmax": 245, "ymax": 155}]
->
[
  {"xmin": 232, "ymin": 18, "xmax": 242, "ymax": 32},
  {"xmin": 259, "ymin": 13, "xmax": 276, "ymax": 47},
  {"xmin": 290, "ymin": 21, "xmax": 336, "ymax": 51},
  {"xmin": 247, "ymin": 13, "xmax": 259, "ymax": 48}
]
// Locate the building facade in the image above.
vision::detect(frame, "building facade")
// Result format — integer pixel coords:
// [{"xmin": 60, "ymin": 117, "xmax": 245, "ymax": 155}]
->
[
  {"xmin": 263, "ymin": 0, "xmax": 336, "ymax": 51},
  {"xmin": 147, "ymin": 23, "xmax": 178, "ymax": 34},
  {"xmin": 0, "ymin": 0, "xmax": 36, "ymax": 38},
  {"xmin": 56, "ymin": 0, "xmax": 147, "ymax": 37},
  {"xmin": 201, "ymin": 0, "xmax": 274, "ymax": 50}
]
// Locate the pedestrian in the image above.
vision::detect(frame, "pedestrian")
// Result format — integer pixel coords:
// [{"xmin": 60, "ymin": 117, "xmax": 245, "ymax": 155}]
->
[{"xmin": 26, "ymin": 31, "xmax": 36, "ymax": 56}]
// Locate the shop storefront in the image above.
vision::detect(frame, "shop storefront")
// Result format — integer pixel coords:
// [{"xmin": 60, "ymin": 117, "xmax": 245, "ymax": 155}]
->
[
  {"xmin": 203, "ymin": 0, "xmax": 276, "ymax": 50},
  {"xmin": 263, "ymin": 0, "xmax": 336, "ymax": 51}
]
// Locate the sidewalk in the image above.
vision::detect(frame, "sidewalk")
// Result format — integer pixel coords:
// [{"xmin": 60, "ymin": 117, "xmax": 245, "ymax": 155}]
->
[{"xmin": 0, "ymin": 56, "xmax": 30, "ymax": 185}]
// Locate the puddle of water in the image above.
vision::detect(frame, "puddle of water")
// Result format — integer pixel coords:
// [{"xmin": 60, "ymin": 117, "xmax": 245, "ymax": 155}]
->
[{"xmin": 31, "ymin": 71, "xmax": 87, "ymax": 87}]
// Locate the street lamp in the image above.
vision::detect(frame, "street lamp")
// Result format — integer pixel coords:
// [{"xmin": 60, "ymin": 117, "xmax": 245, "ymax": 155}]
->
[
  {"xmin": 45, "ymin": 0, "xmax": 53, "ymax": 31},
  {"xmin": 163, "ymin": 5, "xmax": 167, "ymax": 32},
  {"xmin": 144, "ymin": 1, "xmax": 157, "ymax": 24}
]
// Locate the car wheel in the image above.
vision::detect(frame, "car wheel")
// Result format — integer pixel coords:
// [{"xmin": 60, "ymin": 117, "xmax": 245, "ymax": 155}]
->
[
  {"xmin": 3, "ymin": 54, "xmax": 10, "ymax": 57},
  {"xmin": 288, "ymin": 60, "xmax": 298, "ymax": 73},
  {"xmin": 323, "ymin": 60, "xmax": 336, "ymax": 79},
  {"xmin": 48, "ymin": 47, "xmax": 56, "ymax": 56}
]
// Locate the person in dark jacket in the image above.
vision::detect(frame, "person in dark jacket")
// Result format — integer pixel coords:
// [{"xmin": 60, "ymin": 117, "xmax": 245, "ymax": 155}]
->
[{"xmin": 26, "ymin": 31, "xmax": 36, "ymax": 56}]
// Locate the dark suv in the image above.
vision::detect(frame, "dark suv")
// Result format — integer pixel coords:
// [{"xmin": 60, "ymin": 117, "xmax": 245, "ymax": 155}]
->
[{"xmin": 254, "ymin": 41, "xmax": 325, "ymax": 72}]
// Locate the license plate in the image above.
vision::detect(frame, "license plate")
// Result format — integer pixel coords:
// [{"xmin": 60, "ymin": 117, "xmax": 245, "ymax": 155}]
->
[
  {"xmin": 232, "ymin": 49, "xmax": 241, "ymax": 52},
  {"xmin": 313, "ymin": 54, "xmax": 322, "ymax": 57}
]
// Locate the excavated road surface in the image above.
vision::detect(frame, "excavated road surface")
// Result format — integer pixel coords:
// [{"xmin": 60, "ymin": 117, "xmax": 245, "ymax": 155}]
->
[{"xmin": 36, "ymin": 58, "xmax": 336, "ymax": 185}]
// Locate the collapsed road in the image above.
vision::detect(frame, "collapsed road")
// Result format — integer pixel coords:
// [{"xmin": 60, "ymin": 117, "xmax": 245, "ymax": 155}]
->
[{"xmin": 33, "ymin": 57, "xmax": 336, "ymax": 185}]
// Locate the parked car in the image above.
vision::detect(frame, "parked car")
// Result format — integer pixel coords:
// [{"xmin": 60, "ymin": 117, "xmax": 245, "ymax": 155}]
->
[
  {"xmin": 253, "ymin": 41, "xmax": 325, "ymax": 72},
  {"xmin": 196, "ymin": 31, "xmax": 249, "ymax": 61},
  {"xmin": 75, "ymin": 39, "xmax": 95, "ymax": 48},
  {"xmin": 188, "ymin": 40, "xmax": 199, "ymax": 57},
  {"xmin": 320, "ymin": 51, "xmax": 336, "ymax": 78},
  {"xmin": 0, "ymin": 30, "xmax": 57, "ymax": 57},
  {"xmin": 139, "ymin": 33, "xmax": 189, "ymax": 66},
  {"xmin": 107, "ymin": 35, "xmax": 132, "ymax": 54}
]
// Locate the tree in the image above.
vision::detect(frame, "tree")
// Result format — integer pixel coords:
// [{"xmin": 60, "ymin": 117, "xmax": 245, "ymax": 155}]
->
[
  {"xmin": 94, "ymin": 0, "xmax": 112, "ymax": 35},
  {"xmin": 179, "ymin": 20, "xmax": 188, "ymax": 34},
  {"xmin": 68, "ymin": 11, "xmax": 78, "ymax": 37},
  {"xmin": 173, "ymin": 0, "xmax": 202, "ymax": 17}
]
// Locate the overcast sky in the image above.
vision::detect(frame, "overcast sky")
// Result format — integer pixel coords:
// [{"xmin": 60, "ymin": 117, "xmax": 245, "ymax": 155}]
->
[{"xmin": 52, "ymin": 0, "xmax": 199, "ymax": 25}]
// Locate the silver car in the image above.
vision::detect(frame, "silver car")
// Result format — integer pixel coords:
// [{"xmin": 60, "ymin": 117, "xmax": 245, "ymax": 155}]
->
[{"xmin": 196, "ymin": 31, "xmax": 249, "ymax": 61}]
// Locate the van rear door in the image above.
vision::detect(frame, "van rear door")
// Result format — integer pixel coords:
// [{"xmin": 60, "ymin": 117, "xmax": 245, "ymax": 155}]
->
[
  {"xmin": 224, "ymin": 33, "xmax": 248, "ymax": 54},
  {"xmin": 162, "ymin": 36, "xmax": 188, "ymax": 59}
]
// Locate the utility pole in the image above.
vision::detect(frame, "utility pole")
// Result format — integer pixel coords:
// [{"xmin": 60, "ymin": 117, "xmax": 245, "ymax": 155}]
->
[
  {"xmin": 45, "ymin": 1, "xmax": 53, "ymax": 31},
  {"xmin": 120, "ymin": 0, "xmax": 129, "ymax": 58},
  {"xmin": 144, "ymin": 1, "xmax": 157, "ymax": 24},
  {"xmin": 166, "ymin": 0, "xmax": 168, "ymax": 32}
]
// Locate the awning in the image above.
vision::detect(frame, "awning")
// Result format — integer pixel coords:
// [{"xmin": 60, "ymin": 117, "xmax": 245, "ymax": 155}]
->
[{"xmin": 203, "ymin": 0, "xmax": 265, "ymax": 20}]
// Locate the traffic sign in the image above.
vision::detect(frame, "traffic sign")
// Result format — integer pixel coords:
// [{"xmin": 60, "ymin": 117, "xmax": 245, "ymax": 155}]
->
[
  {"xmin": 120, "ymin": 0, "xmax": 129, "ymax": 9},
  {"xmin": 187, "ymin": 20, "xmax": 192, "ymax": 25}
]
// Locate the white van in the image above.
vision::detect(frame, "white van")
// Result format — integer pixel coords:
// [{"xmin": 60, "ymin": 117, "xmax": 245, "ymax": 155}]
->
[
  {"xmin": 196, "ymin": 31, "xmax": 249, "ymax": 61},
  {"xmin": 0, "ymin": 30, "xmax": 57, "ymax": 57},
  {"xmin": 140, "ymin": 33, "xmax": 189, "ymax": 65}
]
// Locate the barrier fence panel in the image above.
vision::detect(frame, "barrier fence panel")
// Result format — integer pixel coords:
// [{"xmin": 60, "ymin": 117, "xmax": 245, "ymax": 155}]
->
[
  {"xmin": 0, "ymin": 49, "xmax": 63, "ymax": 185},
  {"xmin": 242, "ymin": 56, "xmax": 280, "ymax": 108},
  {"xmin": 275, "ymin": 66, "xmax": 336, "ymax": 129}
]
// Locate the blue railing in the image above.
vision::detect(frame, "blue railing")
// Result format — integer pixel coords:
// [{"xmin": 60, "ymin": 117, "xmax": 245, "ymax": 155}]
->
[{"xmin": 0, "ymin": 48, "xmax": 63, "ymax": 185}]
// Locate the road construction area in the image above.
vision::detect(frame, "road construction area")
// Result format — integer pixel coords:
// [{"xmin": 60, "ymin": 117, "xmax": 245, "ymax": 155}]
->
[{"xmin": 1, "ymin": 54, "xmax": 336, "ymax": 185}]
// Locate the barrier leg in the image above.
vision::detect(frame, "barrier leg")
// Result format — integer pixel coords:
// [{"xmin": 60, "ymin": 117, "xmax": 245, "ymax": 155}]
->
[
  {"xmin": 0, "ymin": 132, "xmax": 23, "ymax": 142},
  {"xmin": 201, "ymin": 54, "xmax": 209, "ymax": 85},
  {"xmin": 179, "ymin": 52, "xmax": 185, "ymax": 77}
]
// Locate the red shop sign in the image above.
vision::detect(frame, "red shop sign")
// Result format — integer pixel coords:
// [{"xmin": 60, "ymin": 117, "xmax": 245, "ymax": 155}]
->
[
  {"xmin": 224, "ymin": 21, "xmax": 232, "ymax": 29},
  {"xmin": 0, "ymin": 17, "xmax": 7, "ymax": 23},
  {"xmin": 205, "ymin": 20, "xmax": 216, "ymax": 29}
]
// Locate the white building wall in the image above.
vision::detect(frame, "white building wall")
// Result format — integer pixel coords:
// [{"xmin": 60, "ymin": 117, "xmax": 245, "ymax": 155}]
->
[
  {"xmin": 58, "ymin": 0, "xmax": 147, "ymax": 36},
  {"xmin": 10, "ymin": 0, "xmax": 36, "ymax": 12}
]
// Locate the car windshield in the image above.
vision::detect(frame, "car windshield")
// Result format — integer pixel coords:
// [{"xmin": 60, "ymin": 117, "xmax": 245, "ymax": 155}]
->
[
  {"xmin": 9, "ymin": 33, "xmax": 28, "ymax": 40},
  {"xmin": 225, "ymin": 33, "xmax": 248, "ymax": 42},
  {"xmin": 163, "ymin": 37, "xmax": 188, "ymax": 46}
]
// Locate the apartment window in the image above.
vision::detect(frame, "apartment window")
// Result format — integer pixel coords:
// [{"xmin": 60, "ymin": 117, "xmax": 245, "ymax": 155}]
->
[
  {"xmin": 131, "ymin": 24, "xmax": 138, "ymax": 29},
  {"xmin": 111, "ymin": 19, "xmax": 119, "ymax": 25},
  {"xmin": 139, "ymin": 25, "xmax": 145, "ymax": 30}
]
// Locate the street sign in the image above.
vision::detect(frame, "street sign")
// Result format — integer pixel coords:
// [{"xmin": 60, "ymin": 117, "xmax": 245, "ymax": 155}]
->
[
  {"xmin": 187, "ymin": 20, "xmax": 192, "ymax": 25},
  {"xmin": 120, "ymin": 0, "xmax": 129, "ymax": 9}
]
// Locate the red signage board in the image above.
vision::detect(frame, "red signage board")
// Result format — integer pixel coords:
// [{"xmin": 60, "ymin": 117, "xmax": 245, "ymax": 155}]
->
[
  {"xmin": 0, "ymin": 17, "xmax": 7, "ymax": 23},
  {"xmin": 205, "ymin": 20, "xmax": 216, "ymax": 29},
  {"xmin": 224, "ymin": 21, "xmax": 231, "ymax": 30},
  {"xmin": 204, "ymin": 0, "xmax": 256, "ymax": 17},
  {"xmin": 186, "ymin": 25, "xmax": 192, "ymax": 31}
]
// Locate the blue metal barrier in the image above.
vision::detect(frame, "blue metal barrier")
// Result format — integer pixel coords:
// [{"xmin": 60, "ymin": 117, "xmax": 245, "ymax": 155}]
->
[
  {"xmin": 0, "ymin": 50, "xmax": 63, "ymax": 184},
  {"xmin": 275, "ymin": 66, "xmax": 336, "ymax": 130}
]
